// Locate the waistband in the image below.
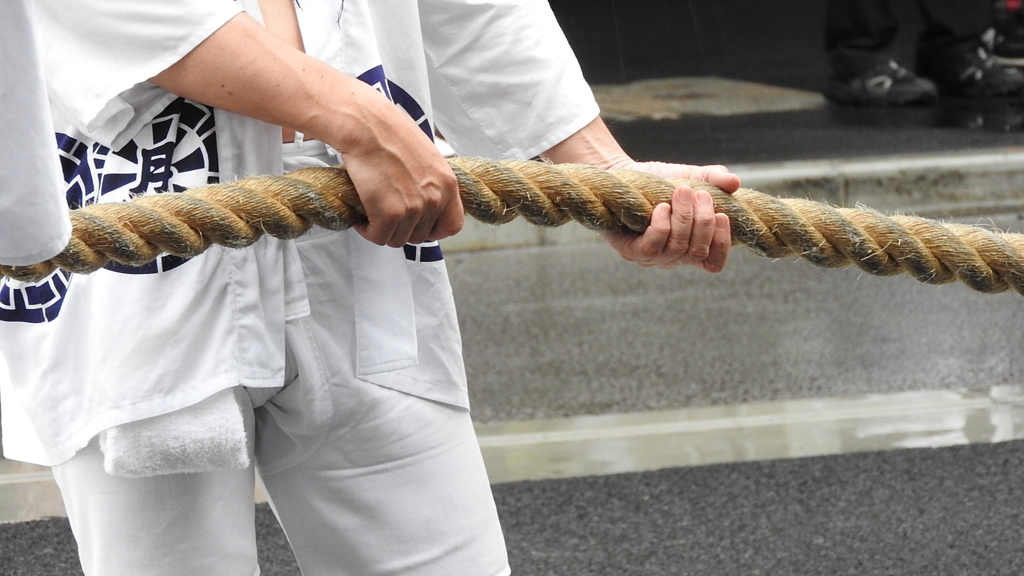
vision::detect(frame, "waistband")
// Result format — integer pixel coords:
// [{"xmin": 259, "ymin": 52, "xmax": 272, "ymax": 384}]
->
[{"xmin": 282, "ymin": 137, "xmax": 339, "ymax": 165}]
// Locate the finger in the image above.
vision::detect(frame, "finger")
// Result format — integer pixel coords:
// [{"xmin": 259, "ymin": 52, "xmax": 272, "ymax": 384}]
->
[
  {"xmin": 361, "ymin": 197, "xmax": 420, "ymax": 247},
  {"xmin": 637, "ymin": 202, "xmax": 672, "ymax": 263},
  {"xmin": 386, "ymin": 214, "xmax": 422, "ymax": 248},
  {"xmin": 407, "ymin": 204, "xmax": 442, "ymax": 245},
  {"xmin": 686, "ymin": 189, "xmax": 718, "ymax": 261},
  {"xmin": 700, "ymin": 165, "xmax": 741, "ymax": 193},
  {"xmin": 664, "ymin": 185, "xmax": 695, "ymax": 255},
  {"xmin": 354, "ymin": 217, "xmax": 398, "ymax": 246},
  {"xmin": 405, "ymin": 189, "xmax": 445, "ymax": 245},
  {"xmin": 701, "ymin": 213, "xmax": 731, "ymax": 273},
  {"xmin": 427, "ymin": 196, "xmax": 465, "ymax": 242}
]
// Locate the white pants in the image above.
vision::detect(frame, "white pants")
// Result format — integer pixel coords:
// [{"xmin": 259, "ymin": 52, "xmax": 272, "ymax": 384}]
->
[{"xmin": 52, "ymin": 140, "xmax": 510, "ymax": 575}]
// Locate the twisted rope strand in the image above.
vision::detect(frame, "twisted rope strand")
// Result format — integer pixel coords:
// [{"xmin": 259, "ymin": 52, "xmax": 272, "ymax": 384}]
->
[{"xmin": 3, "ymin": 158, "xmax": 1023, "ymax": 296}]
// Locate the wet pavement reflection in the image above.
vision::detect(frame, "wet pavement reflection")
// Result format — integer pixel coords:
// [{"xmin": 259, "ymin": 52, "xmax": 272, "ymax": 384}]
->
[
  {"xmin": 5, "ymin": 386, "xmax": 1024, "ymax": 523},
  {"xmin": 478, "ymin": 386, "xmax": 1024, "ymax": 484},
  {"xmin": 824, "ymin": 98, "xmax": 1024, "ymax": 133},
  {"xmin": 931, "ymin": 99, "xmax": 1024, "ymax": 132}
]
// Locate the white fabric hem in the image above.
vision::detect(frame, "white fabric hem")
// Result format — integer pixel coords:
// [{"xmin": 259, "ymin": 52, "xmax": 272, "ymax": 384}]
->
[
  {"xmin": 0, "ymin": 226, "xmax": 71, "ymax": 266},
  {"xmin": 2, "ymin": 371, "xmax": 266, "ymax": 467}
]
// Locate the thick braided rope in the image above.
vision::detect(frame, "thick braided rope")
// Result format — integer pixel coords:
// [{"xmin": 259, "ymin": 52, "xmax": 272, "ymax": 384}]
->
[{"xmin": 4, "ymin": 157, "xmax": 1024, "ymax": 295}]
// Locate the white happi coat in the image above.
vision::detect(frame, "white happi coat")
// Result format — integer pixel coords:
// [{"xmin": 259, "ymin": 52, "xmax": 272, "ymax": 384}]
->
[
  {"xmin": 0, "ymin": 0, "xmax": 72, "ymax": 265},
  {"xmin": 0, "ymin": 0, "xmax": 599, "ymax": 466}
]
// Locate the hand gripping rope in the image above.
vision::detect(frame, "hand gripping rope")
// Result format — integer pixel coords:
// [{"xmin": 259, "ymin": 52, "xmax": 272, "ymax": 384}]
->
[{"xmin": 4, "ymin": 157, "xmax": 1024, "ymax": 295}]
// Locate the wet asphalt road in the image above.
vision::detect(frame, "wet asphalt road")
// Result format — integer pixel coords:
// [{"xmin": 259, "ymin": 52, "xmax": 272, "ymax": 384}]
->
[
  {"xmin": 7, "ymin": 441, "xmax": 1024, "ymax": 576},
  {"xmin": 452, "ymin": 223, "xmax": 1024, "ymax": 425}
]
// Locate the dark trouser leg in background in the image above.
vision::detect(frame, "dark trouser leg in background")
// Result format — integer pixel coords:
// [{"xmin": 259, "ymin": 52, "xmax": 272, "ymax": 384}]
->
[
  {"xmin": 825, "ymin": 0, "xmax": 900, "ymax": 78},
  {"xmin": 916, "ymin": 0, "xmax": 991, "ymax": 55}
]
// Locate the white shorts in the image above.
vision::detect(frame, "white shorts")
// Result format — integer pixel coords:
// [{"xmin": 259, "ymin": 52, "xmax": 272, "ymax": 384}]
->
[
  {"xmin": 51, "ymin": 364, "xmax": 507, "ymax": 569},
  {"xmin": 53, "ymin": 354, "xmax": 509, "ymax": 576}
]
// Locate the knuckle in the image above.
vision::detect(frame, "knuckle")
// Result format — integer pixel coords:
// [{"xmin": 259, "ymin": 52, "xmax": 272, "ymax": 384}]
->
[
  {"xmin": 378, "ymin": 203, "xmax": 408, "ymax": 223},
  {"xmin": 674, "ymin": 211, "xmax": 694, "ymax": 226},
  {"xmin": 422, "ymin": 191, "xmax": 443, "ymax": 212},
  {"xmin": 666, "ymin": 237, "xmax": 690, "ymax": 254},
  {"xmin": 635, "ymin": 258, "xmax": 656, "ymax": 268},
  {"xmin": 694, "ymin": 213, "xmax": 716, "ymax": 228},
  {"xmin": 440, "ymin": 169, "xmax": 459, "ymax": 191},
  {"xmin": 642, "ymin": 244, "xmax": 663, "ymax": 260},
  {"xmin": 690, "ymin": 246, "xmax": 710, "ymax": 260},
  {"xmin": 650, "ymin": 216, "xmax": 673, "ymax": 234}
]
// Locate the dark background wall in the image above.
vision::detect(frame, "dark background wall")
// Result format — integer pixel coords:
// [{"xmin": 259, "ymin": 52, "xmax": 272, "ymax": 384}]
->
[{"xmin": 547, "ymin": 0, "xmax": 927, "ymax": 92}]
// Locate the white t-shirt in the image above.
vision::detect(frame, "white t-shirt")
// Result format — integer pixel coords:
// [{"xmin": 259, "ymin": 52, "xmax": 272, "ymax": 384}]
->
[
  {"xmin": 1, "ymin": 0, "xmax": 599, "ymax": 466},
  {"xmin": 0, "ymin": 0, "xmax": 72, "ymax": 266}
]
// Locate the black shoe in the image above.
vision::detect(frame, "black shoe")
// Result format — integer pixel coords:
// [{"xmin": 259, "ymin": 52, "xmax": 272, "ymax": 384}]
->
[
  {"xmin": 917, "ymin": 38, "xmax": 1024, "ymax": 97},
  {"xmin": 824, "ymin": 60, "xmax": 939, "ymax": 107},
  {"xmin": 988, "ymin": 23, "xmax": 1024, "ymax": 67}
]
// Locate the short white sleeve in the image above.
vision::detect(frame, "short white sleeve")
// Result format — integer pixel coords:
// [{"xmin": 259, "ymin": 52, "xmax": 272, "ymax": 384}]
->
[
  {"xmin": 0, "ymin": 0, "xmax": 71, "ymax": 266},
  {"xmin": 419, "ymin": 0, "xmax": 600, "ymax": 159},
  {"xmin": 33, "ymin": 0, "xmax": 244, "ymax": 148}
]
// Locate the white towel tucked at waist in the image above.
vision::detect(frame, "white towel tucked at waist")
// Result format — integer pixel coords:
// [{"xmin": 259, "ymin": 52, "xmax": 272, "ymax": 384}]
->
[{"xmin": 99, "ymin": 387, "xmax": 253, "ymax": 478}]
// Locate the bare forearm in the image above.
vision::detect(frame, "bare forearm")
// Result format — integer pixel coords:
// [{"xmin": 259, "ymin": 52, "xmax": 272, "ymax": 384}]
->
[
  {"xmin": 149, "ymin": 13, "xmax": 398, "ymax": 155},
  {"xmin": 539, "ymin": 116, "xmax": 632, "ymax": 169},
  {"xmin": 541, "ymin": 113, "xmax": 742, "ymax": 194}
]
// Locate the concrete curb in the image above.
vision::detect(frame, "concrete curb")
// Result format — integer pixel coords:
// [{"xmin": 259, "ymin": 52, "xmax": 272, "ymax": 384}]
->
[{"xmin": 441, "ymin": 147, "xmax": 1024, "ymax": 253}]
